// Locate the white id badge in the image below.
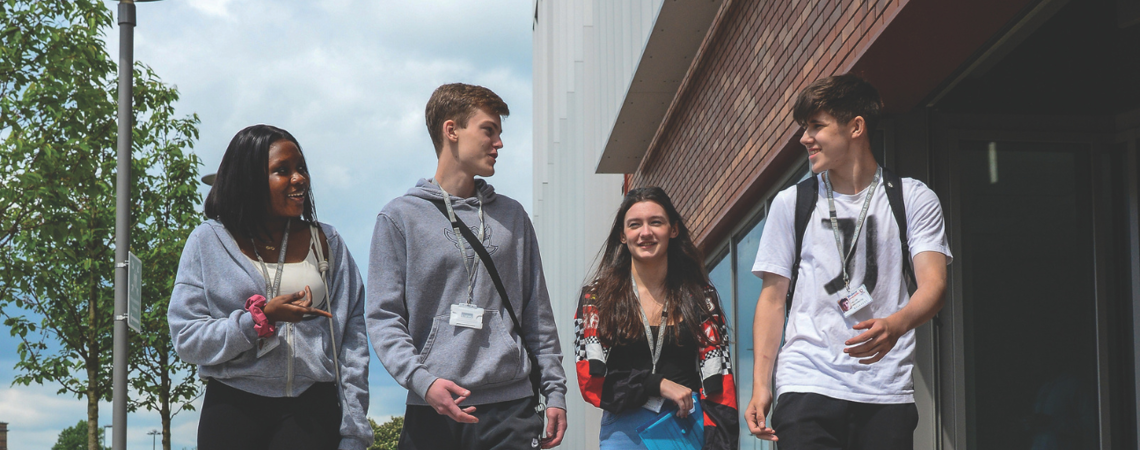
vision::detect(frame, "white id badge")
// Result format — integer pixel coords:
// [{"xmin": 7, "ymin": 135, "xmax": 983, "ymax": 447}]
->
[
  {"xmin": 450, "ymin": 303, "xmax": 485, "ymax": 329},
  {"xmin": 256, "ymin": 335, "xmax": 280, "ymax": 358},
  {"xmin": 641, "ymin": 396, "xmax": 665, "ymax": 413},
  {"xmin": 839, "ymin": 284, "xmax": 873, "ymax": 317}
]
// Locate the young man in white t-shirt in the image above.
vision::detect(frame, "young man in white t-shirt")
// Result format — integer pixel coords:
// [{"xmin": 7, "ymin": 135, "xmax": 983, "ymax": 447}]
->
[{"xmin": 744, "ymin": 74, "xmax": 952, "ymax": 449}]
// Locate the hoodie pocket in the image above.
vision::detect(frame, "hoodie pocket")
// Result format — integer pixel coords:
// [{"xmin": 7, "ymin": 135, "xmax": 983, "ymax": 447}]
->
[{"xmin": 418, "ymin": 310, "xmax": 523, "ymax": 388}]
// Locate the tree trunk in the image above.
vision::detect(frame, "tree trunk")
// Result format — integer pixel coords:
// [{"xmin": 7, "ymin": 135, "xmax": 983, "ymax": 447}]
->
[
  {"xmin": 161, "ymin": 351, "xmax": 171, "ymax": 450},
  {"xmin": 87, "ymin": 367, "xmax": 100, "ymax": 450}
]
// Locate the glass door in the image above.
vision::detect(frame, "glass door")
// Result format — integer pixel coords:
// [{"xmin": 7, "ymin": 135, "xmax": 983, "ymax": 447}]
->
[{"xmin": 957, "ymin": 140, "xmax": 1101, "ymax": 449}]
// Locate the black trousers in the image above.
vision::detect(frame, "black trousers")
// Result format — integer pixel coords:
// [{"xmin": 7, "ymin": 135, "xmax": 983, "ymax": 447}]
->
[
  {"xmin": 399, "ymin": 396, "xmax": 545, "ymax": 450},
  {"xmin": 771, "ymin": 392, "xmax": 918, "ymax": 450},
  {"xmin": 198, "ymin": 379, "xmax": 341, "ymax": 450}
]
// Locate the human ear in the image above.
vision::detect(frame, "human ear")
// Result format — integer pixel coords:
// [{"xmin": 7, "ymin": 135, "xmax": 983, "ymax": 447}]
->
[
  {"xmin": 444, "ymin": 120, "xmax": 458, "ymax": 142},
  {"xmin": 849, "ymin": 116, "xmax": 866, "ymax": 139}
]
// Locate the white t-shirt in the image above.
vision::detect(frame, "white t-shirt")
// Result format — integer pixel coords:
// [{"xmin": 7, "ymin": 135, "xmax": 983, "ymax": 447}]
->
[{"xmin": 751, "ymin": 173, "xmax": 952, "ymax": 404}]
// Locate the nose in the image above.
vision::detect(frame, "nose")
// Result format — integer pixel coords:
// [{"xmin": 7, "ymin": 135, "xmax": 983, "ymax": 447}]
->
[
  {"xmin": 799, "ymin": 130, "xmax": 812, "ymax": 147},
  {"xmin": 291, "ymin": 171, "xmax": 307, "ymax": 186},
  {"xmin": 493, "ymin": 134, "xmax": 504, "ymax": 149}
]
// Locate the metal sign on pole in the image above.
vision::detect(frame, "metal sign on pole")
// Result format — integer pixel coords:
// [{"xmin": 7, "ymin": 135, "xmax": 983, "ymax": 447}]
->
[{"xmin": 128, "ymin": 252, "xmax": 142, "ymax": 332}]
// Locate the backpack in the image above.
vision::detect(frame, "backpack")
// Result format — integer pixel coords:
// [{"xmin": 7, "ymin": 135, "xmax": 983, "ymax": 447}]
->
[{"xmin": 784, "ymin": 168, "xmax": 918, "ymax": 310}]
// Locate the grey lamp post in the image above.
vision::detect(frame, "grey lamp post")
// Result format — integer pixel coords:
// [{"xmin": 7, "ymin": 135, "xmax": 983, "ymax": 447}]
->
[
  {"xmin": 147, "ymin": 429, "xmax": 160, "ymax": 450},
  {"xmin": 112, "ymin": 2, "xmax": 162, "ymax": 450}
]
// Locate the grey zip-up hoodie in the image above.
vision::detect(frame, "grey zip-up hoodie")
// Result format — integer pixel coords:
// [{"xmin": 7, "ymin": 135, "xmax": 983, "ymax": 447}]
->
[
  {"xmin": 168, "ymin": 220, "xmax": 372, "ymax": 450},
  {"xmin": 366, "ymin": 179, "xmax": 567, "ymax": 410}
]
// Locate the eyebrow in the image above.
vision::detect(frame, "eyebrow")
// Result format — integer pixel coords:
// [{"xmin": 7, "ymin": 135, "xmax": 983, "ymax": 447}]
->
[{"xmin": 482, "ymin": 120, "xmax": 502, "ymax": 134}]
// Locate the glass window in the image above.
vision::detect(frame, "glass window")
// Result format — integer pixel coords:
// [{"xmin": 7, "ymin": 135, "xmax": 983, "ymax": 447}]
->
[{"xmin": 734, "ymin": 213, "xmax": 770, "ymax": 450}]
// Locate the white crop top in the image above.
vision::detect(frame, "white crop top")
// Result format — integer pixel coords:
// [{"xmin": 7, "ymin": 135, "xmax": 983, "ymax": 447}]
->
[{"xmin": 249, "ymin": 241, "xmax": 328, "ymax": 311}]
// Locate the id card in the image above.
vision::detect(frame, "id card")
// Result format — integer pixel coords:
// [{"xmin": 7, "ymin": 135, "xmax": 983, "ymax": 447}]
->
[
  {"xmin": 450, "ymin": 303, "xmax": 485, "ymax": 329},
  {"xmin": 641, "ymin": 396, "xmax": 665, "ymax": 413},
  {"xmin": 256, "ymin": 335, "xmax": 280, "ymax": 358},
  {"xmin": 838, "ymin": 284, "xmax": 873, "ymax": 317}
]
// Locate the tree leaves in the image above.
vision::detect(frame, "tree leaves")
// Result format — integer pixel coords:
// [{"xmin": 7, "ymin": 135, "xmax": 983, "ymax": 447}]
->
[{"xmin": 0, "ymin": 2, "xmax": 202, "ymax": 450}]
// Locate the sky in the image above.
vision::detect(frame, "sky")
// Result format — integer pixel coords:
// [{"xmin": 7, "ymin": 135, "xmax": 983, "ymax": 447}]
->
[{"xmin": 0, "ymin": 0, "xmax": 537, "ymax": 448}]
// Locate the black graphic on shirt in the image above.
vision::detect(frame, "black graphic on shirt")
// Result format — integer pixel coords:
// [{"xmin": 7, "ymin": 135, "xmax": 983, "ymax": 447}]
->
[
  {"xmin": 444, "ymin": 224, "xmax": 499, "ymax": 264},
  {"xmin": 822, "ymin": 216, "xmax": 879, "ymax": 295}
]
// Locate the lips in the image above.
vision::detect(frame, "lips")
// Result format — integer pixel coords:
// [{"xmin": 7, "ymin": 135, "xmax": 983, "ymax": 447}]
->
[{"xmin": 286, "ymin": 192, "xmax": 305, "ymax": 202}]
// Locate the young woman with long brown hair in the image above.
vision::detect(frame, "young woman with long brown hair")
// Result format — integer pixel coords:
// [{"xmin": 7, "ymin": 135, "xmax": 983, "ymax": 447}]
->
[{"xmin": 574, "ymin": 187, "xmax": 738, "ymax": 449}]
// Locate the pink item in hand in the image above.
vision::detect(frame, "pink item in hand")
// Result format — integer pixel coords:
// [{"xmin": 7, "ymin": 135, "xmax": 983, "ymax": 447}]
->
[{"xmin": 245, "ymin": 295, "xmax": 276, "ymax": 338}]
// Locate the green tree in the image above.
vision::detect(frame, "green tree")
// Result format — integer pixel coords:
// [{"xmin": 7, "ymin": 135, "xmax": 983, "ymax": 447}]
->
[
  {"xmin": 0, "ymin": 2, "xmax": 201, "ymax": 450},
  {"xmin": 52, "ymin": 420, "xmax": 89, "ymax": 450},
  {"xmin": 368, "ymin": 416, "xmax": 404, "ymax": 450}
]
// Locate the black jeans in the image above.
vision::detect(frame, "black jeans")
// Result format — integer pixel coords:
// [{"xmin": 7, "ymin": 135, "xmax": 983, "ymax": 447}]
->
[
  {"xmin": 198, "ymin": 379, "xmax": 341, "ymax": 450},
  {"xmin": 771, "ymin": 392, "xmax": 918, "ymax": 450},
  {"xmin": 399, "ymin": 396, "xmax": 545, "ymax": 450}
]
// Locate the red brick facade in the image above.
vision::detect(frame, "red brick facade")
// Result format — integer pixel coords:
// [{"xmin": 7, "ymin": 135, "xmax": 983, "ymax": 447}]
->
[{"xmin": 628, "ymin": 0, "xmax": 909, "ymax": 251}]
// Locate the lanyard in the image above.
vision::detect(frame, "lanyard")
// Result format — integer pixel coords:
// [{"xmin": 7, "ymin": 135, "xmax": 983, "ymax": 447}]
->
[
  {"xmin": 433, "ymin": 179, "xmax": 485, "ymax": 304},
  {"xmin": 632, "ymin": 275, "xmax": 667, "ymax": 375},
  {"xmin": 251, "ymin": 218, "xmax": 291, "ymax": 299},
  {"xmin": 824, "ymin": 167, "xmax": 880, "ymax": 290}
]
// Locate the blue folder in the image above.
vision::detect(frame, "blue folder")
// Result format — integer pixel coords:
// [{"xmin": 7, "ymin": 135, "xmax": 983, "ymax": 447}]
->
[{"xmin": 635, "ymin": 407, "xmax": 704, "ymax": 450}]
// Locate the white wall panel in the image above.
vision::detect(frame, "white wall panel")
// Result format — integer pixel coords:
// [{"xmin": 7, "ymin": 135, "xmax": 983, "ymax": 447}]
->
[{"xmin": 532, "ymin": 1, "xmax": 661, "ymax": 448}]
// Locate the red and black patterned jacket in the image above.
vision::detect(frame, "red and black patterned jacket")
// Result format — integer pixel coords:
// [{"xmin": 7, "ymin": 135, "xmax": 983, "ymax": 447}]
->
[{"xmin": 574, "ymin": 285, "xmax": 739, "ymax": 449}]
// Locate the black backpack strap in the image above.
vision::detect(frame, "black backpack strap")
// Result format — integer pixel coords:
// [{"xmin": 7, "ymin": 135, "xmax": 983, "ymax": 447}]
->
[
  {"xmin": 430, "ymin": 199, "xmax": 544, "ymax": 401},
  {"xmin": 881, "ymin": 168, "xmax": 918, "ymax": 296},
  {"xmin": 786, "ymin": 175, "xmax": 818, "ymax": 311}
]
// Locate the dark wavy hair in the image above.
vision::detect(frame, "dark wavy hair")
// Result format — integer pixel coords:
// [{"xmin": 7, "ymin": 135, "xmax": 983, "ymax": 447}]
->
[
  {"xmin": 588, "ymin": 187, "xmax": 714, "ymax": 347},
  {"xmin": 792, "ymin": 73, "xmax": 883, "ymax": 132},
  {"xmin": 204, "ymin": 125, "xmax": 316, "ymax": 239}
]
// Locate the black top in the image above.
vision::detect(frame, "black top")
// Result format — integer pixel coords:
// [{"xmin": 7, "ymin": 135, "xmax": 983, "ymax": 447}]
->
[{"xmin": 605, "ymin": 324, "xmax": 702, "ymax": 396}]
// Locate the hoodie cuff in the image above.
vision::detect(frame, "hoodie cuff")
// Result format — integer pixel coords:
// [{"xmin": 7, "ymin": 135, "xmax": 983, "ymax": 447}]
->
[
  {"xmin": 338, "ymin": 436, "xmax": 369, "ymax": 450},
  {"xmin": 408, "ymin": 368, "xmax": 438, "ymax": 401},
  {"xmin": 544, "ymin": 391, "xmax": 566, "ymax": 410}
]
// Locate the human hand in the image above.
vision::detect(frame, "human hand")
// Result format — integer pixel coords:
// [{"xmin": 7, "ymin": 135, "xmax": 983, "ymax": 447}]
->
[
  {"xmin": 745, "ymin": 388, "xmax": 778, "ymax": 441},
  {"xmin": 540, "ymin": 407, "xmax": 567, "ymax": 448},
  {"xmin": 264, "ymin": 286, "xmax": 332, "ymax": 323},
  {"xmin": 425, "ymin": 378, "xmax": 478, "ymax": 423},
  {"xmin": 845, "ymin": 316, "xmax": 903, "ymax": 364},
  {"xmin": 659, "ymin": 378, "xmax": 694, "ymax": 418}
]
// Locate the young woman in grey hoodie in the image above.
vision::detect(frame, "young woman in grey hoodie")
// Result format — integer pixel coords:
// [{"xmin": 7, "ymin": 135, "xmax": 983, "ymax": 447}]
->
[{"xmin": 168, "ymin": 125, "xmax": 372, "ymax": 450}]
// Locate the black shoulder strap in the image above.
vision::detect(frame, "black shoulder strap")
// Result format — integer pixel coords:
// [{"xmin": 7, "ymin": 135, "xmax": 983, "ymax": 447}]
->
[
  {"xmin": 787, "ymin": 175, "xmax": 818, "ymax": 311},
  {"xmin": 882, "ymin": 168, "xmax": 917, "ymax": 296},
  {"xmin": 430, "ymin": 199, "xmax": 543, "ymax": 400}
]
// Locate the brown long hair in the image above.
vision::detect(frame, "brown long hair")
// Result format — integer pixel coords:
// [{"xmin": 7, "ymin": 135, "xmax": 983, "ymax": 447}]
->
[{"xmin": 588, "ymin": 187, "xmax": 714, "ymax": 347}]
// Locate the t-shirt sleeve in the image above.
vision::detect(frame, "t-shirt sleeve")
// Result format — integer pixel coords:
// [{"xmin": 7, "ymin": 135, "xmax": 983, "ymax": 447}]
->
[
  {"xmin": 752, "ymin": 186, "xmax": 799, "ymax": 279},
  {"xmin": 904, "ymin": 179, "xmax": 953, "ymax": 264}
]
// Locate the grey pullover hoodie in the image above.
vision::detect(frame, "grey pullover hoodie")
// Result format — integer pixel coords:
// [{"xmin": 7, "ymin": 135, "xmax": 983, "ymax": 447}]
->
[
  {"xmin": 366, "ymin": 178, "xmax": 567, "ymax": 410},
  {"xmin": 168, "ymin": 220, "xmax": 372, "ymax": 450}
]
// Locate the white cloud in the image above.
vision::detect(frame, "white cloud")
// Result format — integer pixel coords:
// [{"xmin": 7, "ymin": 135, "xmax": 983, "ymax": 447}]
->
[{"xmin": 184, "ymin": 0, "xmax": 235, "ymax": 20}]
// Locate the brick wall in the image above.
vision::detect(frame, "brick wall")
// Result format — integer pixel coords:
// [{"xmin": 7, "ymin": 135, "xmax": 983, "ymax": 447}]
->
[{"xmin": 628, "ymin": 0, "xmax": 909, "ymax": 251}]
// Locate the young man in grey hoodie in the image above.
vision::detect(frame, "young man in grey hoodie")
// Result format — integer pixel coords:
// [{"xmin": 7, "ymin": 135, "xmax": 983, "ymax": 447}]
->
[{"xmin": 367, "ymin": 83, "xmax": 568, "ymax": 449}]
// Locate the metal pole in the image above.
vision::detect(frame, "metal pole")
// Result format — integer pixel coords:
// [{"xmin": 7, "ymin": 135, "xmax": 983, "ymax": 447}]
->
[{"xmin": 112, "ymin": 2, "xmax": 135, "ymax": 450}]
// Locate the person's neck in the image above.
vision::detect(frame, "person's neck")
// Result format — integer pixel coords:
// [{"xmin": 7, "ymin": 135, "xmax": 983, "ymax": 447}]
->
[
  {"xmin": 434, "ymin": 156, "xmax": 476, "ymax": 198},
  {"xmin": 260, "ymin": 217, "xmax": 292, "ymax": 240},
  {"xmin": 826, "ymin": 151, "xmax": 879, "ymax": 195},
  {"xmin": 631, "ymin": 257, "xmax": 668, "ymax": 303}
]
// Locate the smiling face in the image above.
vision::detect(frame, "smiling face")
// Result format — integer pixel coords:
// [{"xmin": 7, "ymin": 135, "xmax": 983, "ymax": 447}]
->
[
  {"xmin": 266, "ymin": 139, "xmax": 309, "ymax": 219},
  {"xmin": 447, "ymin": 107, "xmax": 503, "ymax": 178},
  {"xmin": 799, "ymin": 109, "xmax": 863, "ymax": 174},
  {"xmin": 621, "ymin": 200, "xmax": 679, "ymax": 264}
]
